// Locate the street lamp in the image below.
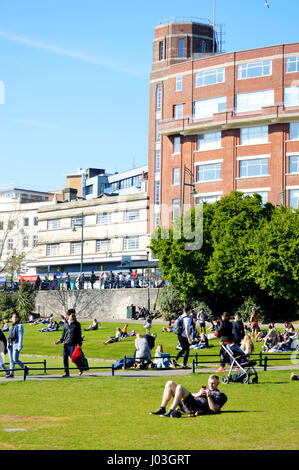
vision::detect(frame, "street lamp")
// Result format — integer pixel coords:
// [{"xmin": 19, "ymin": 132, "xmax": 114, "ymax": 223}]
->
[
  {"xmin": 181, "ymin": 164, "xmax": 197, "ymax": 217},
  {"xmin": 146, "ymin": 250, "xmax": 150, "ymax": 313},
  {"xmin": 72, "ymin": 211, "xmax": 84, "ymax": 274}
]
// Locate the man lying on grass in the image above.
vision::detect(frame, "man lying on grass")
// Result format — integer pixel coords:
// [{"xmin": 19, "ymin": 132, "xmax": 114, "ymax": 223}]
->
[{"xmin": 150, "ymin": 375, "xmax": 227, "ymax": 418}]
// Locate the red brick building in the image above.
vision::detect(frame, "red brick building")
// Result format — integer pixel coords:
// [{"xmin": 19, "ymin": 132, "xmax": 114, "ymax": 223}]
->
[{"xmin": 148, "ymin": 19, "xmax": 299, "ymax": 231}]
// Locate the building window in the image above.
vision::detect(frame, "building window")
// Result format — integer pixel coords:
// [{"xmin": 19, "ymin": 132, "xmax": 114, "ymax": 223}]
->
[
  {"xmin": 284, "ymin": 87, "xmax": 299, "ymax": 107},
  {"xmin": 176, "ymin": 76, "xmax": 182, "ymax": 91},
  {"xmin": 236, "ymin": 89, "xmax": 274, "ymax": 113},
  {"xmin": 173, "ymin": 136, "xmax": 180, "ymax": 154},
  {"xmin": 179, "ymin": 39, "xmax": 184, "ymax": 58},
  {"xmin": 70, "ymin": 242, "xmax": 84, "ymax": 255},
  {"xmin": 240, "ymin": 126, "xmax": 268, "ymax": 146},
  {"xmin": 159, "ymin": 41, "xmax": 164, "ymax": 60},
  {"xmin": 46, "ymin": 244, "xmax": 59, "ymax": 256},
  {"xmin": 196, "ymin": 163, "xmax": 221, "ymax": 182},
  {"xmin": 7, "ymin": 239, "xmax": 13, "ymax": 250},
  {"xmin": 193, "ymin": 96, "xmax": 226, "ymax": 119},
  {"xmin": 174, "ymin": 104, "xmax": 183, "ymax": 119},
  {"xmin": 242, "ymin": 191, "xmax": 268, "ymax": 204},
  {"xmin": 47, "ymin": 219, "xmax": 61, "ymax": 230},
  {"xmin": 155, "ymin": 150, "xmax": 160, "ymax": 173},
  {"xmin": 290, "ymin": 156, "xmax": 299, "ymax": 174},
  {"xmin": 290, "ymin": 122, "xmax": 299, "ymax": 140},
  {"xmin": 239, "ymin": 158, "xmax": 268, "ymax": 178},
  {"xmin": 154, "ymin": 213, "xmax": 160, "ymax": 228},
  {"xmin": 201, "ymin": 41, "xmax": 207, "ymax": 53},
  {"xmin": 23, "ymin": 236, "xmax": 29, "ymax": 248},
  {"xmin": 24, "ymin": 217, "xmax": 29, "ymax": 227},
  {"xmin": 289, "ymin": 189, "xmax": 299, "ymax": 209},
  {"xmin": 0, "ymin": 221, "xmax": 3, "ymax": 230},
  {"xmin": 195, "ymin": 68, "xmax": 225, "ymax": 87},
  {"xmin": 85, "ymin": 184, "xmax": 93, "ymax": 195},
  {"xmin": 196, "ymin": 194, "xmax": 221, "ymax": 205},
  {"xmin": 33, "ymin": 217, "xmax": 38, "ymax": 226},
  {"xmin": 123, "ymin": 237, "xmax": 139, "ymax": 251},
  {"xmin": 33, "ymin": 235, "xmax": 38, "ymax": 247},
  {"xmin": 123, "ymin": 210, "xmax": 140, "ymax": 222},
  {"xmin": 155, "ymin": 119, "xmax": 161, "ymax": 143},
  {"xmin": 154, "ymin": 181, "xmax": 160, "ymax": 205},
  {"xmin": 8, "ymin": 221, "xmax": 14, "ymax": 230},
  {"xmin": 71, "ymin": 216, "xmax": 85, "ymax": 227},
  {"xmin": 197, "ymin": 131, "xmax": 221, "ymax": 151},
  {"xmin": 286, "ymin": 56, "xmax": 299, "ymax": 73},
  {"xmin": 156, "ymin": 84, "xmax": 162, "ymax": 111},
  {"xmin": 172, "ymin": 199, "xmax": 180, "ymax": 220},
  {"xmin": 172, "ymin": 168, "xmax": 180, "ymax": 186},
  {"xmin": 97, "ymin": 212, "xmax": 112, "ymax": 224},
  {"xmin": 96, "ymin": 239, "xmax": 111, "ymax": 253},
  {"xmin": 238, "ymin": 60, "xmax": 272, "ymax": 80}
]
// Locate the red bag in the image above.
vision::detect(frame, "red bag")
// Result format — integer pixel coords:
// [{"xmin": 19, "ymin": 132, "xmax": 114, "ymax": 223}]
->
[
  {"xmin": 71, "ymin": 346, "xmax": 89, "ymax": 370},
  {"xmin": 72, "ymin": 346, "xmax": 83, "ymax": 365}
]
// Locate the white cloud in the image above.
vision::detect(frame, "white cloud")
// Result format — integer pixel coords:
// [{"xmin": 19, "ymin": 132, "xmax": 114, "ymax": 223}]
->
[{"xmin": 0, "ymin": 30, "xmax": 146, "ymax": 77}]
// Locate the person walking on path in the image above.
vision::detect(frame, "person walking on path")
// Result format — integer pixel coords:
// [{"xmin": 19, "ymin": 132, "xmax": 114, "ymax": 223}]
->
[
  {"xmin": 7, "ymin": 312, "xmax": 28, "ymax": 378},
  {"xmin": 0, "ymin": 329, "xmax": 10, "ymax": 378},
  {"xmin": 55, "ymin": 309, "xmax": 83, "ymax": 377},
  {"xmin": 172, "ymin": 305, "xmax": 192, "ymax": 369}
]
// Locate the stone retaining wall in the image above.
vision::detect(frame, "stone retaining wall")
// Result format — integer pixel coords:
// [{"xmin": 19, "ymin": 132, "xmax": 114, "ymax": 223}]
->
[{"xmin": 34, "ymin": 288, "xmax": 162, "ymax": 320}]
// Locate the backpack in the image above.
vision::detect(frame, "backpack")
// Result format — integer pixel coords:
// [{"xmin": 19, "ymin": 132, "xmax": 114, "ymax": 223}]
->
[
  {"xmin": 172, "ymin": 315, "xmax": 184, "ymax": 335},
  {"xmin": 113, "ymin": 356, "xmax": 134, "ymax": 370}
]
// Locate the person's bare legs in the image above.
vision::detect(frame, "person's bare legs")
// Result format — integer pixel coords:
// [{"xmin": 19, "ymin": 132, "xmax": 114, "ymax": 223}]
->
[{"xmin": 161, "ymin": 381, "xmax": 190, "ymax": 410}]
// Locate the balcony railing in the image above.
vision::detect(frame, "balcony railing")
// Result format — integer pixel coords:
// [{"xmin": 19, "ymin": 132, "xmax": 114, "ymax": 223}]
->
[{"xmin": 158, "ymin": 105, "xmax": 299, "ymax": 136}]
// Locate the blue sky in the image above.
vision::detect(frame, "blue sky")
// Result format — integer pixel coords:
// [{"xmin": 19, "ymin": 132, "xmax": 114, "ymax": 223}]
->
[{"xmin": 0, "ymin": 0, "xmax": 298, "ymax": 191}]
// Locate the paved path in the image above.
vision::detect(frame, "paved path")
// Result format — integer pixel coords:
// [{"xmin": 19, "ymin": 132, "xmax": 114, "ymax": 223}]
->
[{"xmin": 1, "ymin": 362, "xmax": 298, "ymax": 382}]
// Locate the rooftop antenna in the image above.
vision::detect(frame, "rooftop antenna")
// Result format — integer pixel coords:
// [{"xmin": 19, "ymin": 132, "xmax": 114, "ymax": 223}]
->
[{"xmin": 213, "ymin": 0, "xmax": 216, "ymax": 53}]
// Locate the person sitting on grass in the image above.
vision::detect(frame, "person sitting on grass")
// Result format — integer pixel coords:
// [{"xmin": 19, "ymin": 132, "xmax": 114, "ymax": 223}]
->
[
  {"xmin": 121, "ymin": 323, "xmax": 129, "ymax": 337},
  {"xmin": 153, "ymin": 344, "xmax": 171, "ymax": 368},
  {"xmin": 149, "ymin": 375, "xmax": 227, "ymax": 418},
  {"xmin": 102, "ymin": 327, "xmax": 122, "ymax": 345},
  {"xmin": 276, "ymin": 332, "xmax": 293, "ymax": 352},
  {"xmin": 84, "ymin": 318, "xmax": 100, "ymax": 331},
  {"xmin": 240, "ymin": 334, "xmax": 254, "ymax": 356},
  {"xmin": 134, "ymin": 333, "xmax": 152, "ymax": 367},
  {"xmin": 40, "ymin": 319, "xmax": 59, "ymax": 332}
]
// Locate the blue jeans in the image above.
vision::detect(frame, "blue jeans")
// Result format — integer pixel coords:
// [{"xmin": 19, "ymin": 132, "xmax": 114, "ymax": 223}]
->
[
  {"xmin": 63, "ymin": 345, "xmax": 75, "ymax": 373},
  {"xmin": 8, "ymin": 346, "xmax": 25, "ymax": 374}
]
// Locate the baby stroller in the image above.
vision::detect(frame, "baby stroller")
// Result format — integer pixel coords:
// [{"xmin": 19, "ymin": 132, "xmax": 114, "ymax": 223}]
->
[{"xmin": 220, "ymin": 343, "xmax": 258, "ymax": 384}]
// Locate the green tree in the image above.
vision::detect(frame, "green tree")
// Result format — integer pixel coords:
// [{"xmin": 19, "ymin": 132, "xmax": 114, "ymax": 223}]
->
[
  {"xmin": 250, "ymin": 206, "xmax": 299, "ymax": 304},
  {"xmin": 16, "ymin": 282, "xmax": 35, "ymax": 321}
]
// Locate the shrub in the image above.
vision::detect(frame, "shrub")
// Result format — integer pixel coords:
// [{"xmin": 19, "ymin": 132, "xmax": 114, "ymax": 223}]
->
[{"xmin": 157, "ymin": 284, "xmax": 184, "ymax": 321}]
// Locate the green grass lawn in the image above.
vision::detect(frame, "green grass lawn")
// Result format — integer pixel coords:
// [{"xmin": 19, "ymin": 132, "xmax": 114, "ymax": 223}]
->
[
  {"xmin": 0, "ymin": 321, "xmax": 297, "ymax": 450},
  {"xmin": 0, "ymin": 370, "xmax": 298, "ymax": 450}
]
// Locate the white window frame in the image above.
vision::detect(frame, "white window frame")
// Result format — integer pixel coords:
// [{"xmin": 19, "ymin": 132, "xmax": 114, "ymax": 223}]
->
[
  {"xmin": 47, "ymin": 219, "xmax": 61, "ymax": 230},
  {"xmin": 197, "ymin": 131, "xmax": 222, "ymax": 151},
  {"xmin": 96, "ymin": 239, "xmax": 111, "ymax": 253},
  {"xmin": 195, "ymin": 67, "xmax": 225, "ymax": 87},
  {"xmin": 70, "ymin": 242, "xmax": 84, "ymax": 255},
  {"xmin": 239, "ymin": 158, "xmax": 269, "ymax": 178},
  {"xmin": 96, "ymin": 212, "xmax": 112, "ymax": 225},
  {"xmin": 175, "ymin": 103, "xmax": 183, "ymax": 119},
  {"xmin": 289, "ymin": 155, "xmax": 299, "ymax": 174},
  {"xmin": 173, "ymin": 136, "xmax": 180, "ymax": 154},
  {"xmin": 71, "ymin": 216, "xmax": 85, "ymax": 227},
  {"xmin": 123, "ymin": 210, "xmax": 140, "ymax": 222},
  {"xmin": 172, "ymin": 199, "xmax": 180, "ymax": 220},
  {"xmin": 123, "ymin": 237, "xmax": 139, "ymax": 251},
  {"xmin": 193, "ymin": 96, "xmax": 226, "ymax": 120},
  {"xmin": 290, "ymin": 122, "xmax": 299, "ymax": 141},
  {"xmin": 237, "ymin": 60, "xmax": 272, "ymax": 80},
  {"xmin": 155, "ymin": 150, "xmax": 160, "ymax": 173},
  {"xmin": 154, "ymin": 181, "xmax": 160, "ymax": 205},
  {"xmin": 176, "ymin": 76, "xmax": 182, "ymax": 92},
  {"xmin": 286, "ymin": 56, "xmax": 299, "ymax": 74},
  {"xmin": 284, "ymin": 87, "xmax": 299, "ymax": 107},
  {"xmin": 289, "ymin": 188, "xmax": 299, "ymax": 209},
  {"xmin": 172, "ymin": 168, "xmax": 180, "ymax": 186},
  {"xmin": 236, "ymin": 89, "xmax": 274, "ymax": 113},
  {"xmin": 46, "ymin": 244, "xmax": 59, "ymax": 256},
  {"xmin": 240, "ymin": 126, "xmax": 268, "ymax": 146},
  {"xmin": 196, "ymin": 163, "xmax": 221, "ymax": 183}
]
